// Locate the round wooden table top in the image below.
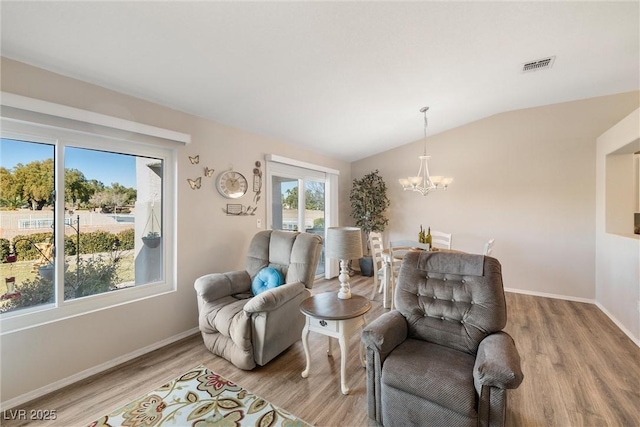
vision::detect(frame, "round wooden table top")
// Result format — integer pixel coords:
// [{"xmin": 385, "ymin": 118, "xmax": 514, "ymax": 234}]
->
[{"xmin": 300, "ymin": 293, "xmax": 371, "ymax": 320}]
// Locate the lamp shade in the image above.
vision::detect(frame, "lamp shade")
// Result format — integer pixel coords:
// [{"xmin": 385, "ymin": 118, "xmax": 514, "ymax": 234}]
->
[{"xmin": 326, "ymin": 227, "xmax": 363, "ymax": 260}]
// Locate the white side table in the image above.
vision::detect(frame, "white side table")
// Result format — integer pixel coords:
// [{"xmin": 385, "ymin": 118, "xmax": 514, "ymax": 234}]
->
[{"xmin": 300, "ymin": 292, "xmax": 372, "ymax": 395}]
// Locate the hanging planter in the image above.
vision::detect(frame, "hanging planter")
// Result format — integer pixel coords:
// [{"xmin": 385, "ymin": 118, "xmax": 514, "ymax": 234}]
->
[
  {"xmin": 142, "ymin": 197, "xmax": 162, "ymax": 249},
  {"xmin": 142, "ymin": 232, "xmax": 162, "ymax": 248}
]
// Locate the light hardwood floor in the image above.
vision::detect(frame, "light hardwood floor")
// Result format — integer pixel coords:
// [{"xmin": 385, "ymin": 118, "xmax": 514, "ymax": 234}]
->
[{"xmin": 2, "ymin": 275, "xmax": 639, "ymax": 426}]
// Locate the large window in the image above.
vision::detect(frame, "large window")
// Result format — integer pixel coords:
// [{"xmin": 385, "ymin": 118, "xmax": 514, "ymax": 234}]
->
[
  {"xmin": 0, "ymin": 118, "xmax": 176, "ymax": 332},
  {"xmin": 265, "ymin": 155, "xmax": 339, "ymax": 279}
]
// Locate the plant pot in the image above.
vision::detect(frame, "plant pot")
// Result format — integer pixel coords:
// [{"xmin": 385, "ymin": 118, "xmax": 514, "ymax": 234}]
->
[
  {"xmin": 38, "ymin": 264, "xmax": 68, "ymax": 281},
  {"xmin": 38, "ymin": 264, "xmax": 55, "ymax": 281},
  {"xmin": 359, "ymin": 257, "xmax": 374, "ymax": 277},
  {"xmin": 142, "ymin": 236, "xmax": 162, "ymax": 248}
]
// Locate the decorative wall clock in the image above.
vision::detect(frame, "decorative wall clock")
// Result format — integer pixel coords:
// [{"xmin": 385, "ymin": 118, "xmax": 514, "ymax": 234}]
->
[
  {"xmin": 216, "ymin": 170, "xmax": 248, "ymax": 199},
  {"xmin": 220, "ymin": 160, "xmax": 262, "ymax": 216}
]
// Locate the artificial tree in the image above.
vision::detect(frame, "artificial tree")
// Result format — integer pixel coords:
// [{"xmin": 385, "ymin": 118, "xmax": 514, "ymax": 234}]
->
[{"xmin": 349, "ymin": 169, "xmax": 390, "ymax": 276}]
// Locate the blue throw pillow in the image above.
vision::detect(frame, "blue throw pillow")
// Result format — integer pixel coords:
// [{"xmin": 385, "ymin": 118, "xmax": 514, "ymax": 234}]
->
[{"xmin": 251, "ymin": 267, "xmax": 284, "ymax": 296}]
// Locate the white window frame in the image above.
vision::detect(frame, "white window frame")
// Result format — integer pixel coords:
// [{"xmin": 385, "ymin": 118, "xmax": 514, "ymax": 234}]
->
[{"xmin": 0, "ymin": 117, "xmax": 179, "ymax": 334}]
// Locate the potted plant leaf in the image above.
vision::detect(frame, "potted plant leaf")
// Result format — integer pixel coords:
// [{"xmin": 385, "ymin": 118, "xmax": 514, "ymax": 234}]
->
[{"xmin": 349, "ymin": 169, "xmax": 390, "ymax": 276}]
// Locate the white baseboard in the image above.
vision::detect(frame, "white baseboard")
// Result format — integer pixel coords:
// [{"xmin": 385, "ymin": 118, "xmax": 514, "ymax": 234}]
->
[
  {"xmin": 505, "ymin": 288, "xmax": 639, "ymax": 348},
  {"xmin": 504, "ymin": 287, "xmax": 595, "ymax": 304},
  {"xmin": 1, "ymin": 327, "xmax": 200, "ymax": 411},
  {"xmin": 595, "ymin": 302, "xmax": 640, "ymax": 347}
]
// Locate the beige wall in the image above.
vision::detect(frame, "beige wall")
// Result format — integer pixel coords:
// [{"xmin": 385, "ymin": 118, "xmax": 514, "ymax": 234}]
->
[
  {"xmin": 596, "ymin": 108, "xmax": 640, "ymax": 344},
  {"xmin": 352, "ymin": 92, "xmax": 639, "ymax": 302},
  {"xmin": 0, "ymin": 58, "xmax": 352, "ymax": 404},
  {"xmin": 605, "ymin": 153, "xmax": 636, "ymax": 236}
]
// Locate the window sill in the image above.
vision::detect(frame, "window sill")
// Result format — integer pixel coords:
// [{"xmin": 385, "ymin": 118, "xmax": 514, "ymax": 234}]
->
[{"xmin": 0, "ymin": 282, "xmax": 175, "ymax": 335}]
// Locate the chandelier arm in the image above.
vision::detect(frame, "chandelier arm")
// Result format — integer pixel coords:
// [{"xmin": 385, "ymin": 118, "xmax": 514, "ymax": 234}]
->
[
  {"xmin": 416, "ymin": 157, "xmax": 424, "ymax": 183},
  {"xmin": 423, "ymin": 158, "xmax": 432, "ymax": 187}
]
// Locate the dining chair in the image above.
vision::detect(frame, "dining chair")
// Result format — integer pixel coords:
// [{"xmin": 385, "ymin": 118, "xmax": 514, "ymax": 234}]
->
[
  {"xmin": 368, "ymin": 232, "xmax": 385, "ymax": 300},
  {"xmin": 483, "ymin": 238, "xmax": 495, "ymax": 256},
  {"xmin": 388, "ymin": 240, "xmax": 430, "ymax": 310},
  {"xmin": 430, "ymin": 230, "xmax": 452, "ymax": 250}
]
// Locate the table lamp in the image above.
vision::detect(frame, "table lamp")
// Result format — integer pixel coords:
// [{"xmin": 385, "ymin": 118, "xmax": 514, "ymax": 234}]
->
[{"xmin": 326, "ymin": 227, "xmax": 363, "ymax": 299}]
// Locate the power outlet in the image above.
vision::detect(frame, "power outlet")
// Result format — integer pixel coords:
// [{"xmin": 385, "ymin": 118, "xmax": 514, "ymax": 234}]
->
[{"xmin": 257, "ymin": 219, "xmax": 262, "ymax": 229}]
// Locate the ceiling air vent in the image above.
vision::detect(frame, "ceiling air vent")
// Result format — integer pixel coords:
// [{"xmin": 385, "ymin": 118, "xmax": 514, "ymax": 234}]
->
[{"xmin": 522, "ymin": 56, "xmax": 556, "ymax": 73}]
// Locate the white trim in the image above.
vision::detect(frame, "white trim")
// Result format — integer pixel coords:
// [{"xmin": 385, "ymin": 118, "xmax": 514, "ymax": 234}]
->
[
  {"xmin": 0, "ymin": 328, "xmax": 200, "ymax": 411},
  {"xmin": 595, "ymin": 302, "xmax": 640, "ymax": 347},
  {"xmin": 1, "ymin": 92, "xmax": 191, "ymax": 144},
  {"xmin": 265, "ymin": 154, "xmax": 339, "ymax": 175},
  {"xmin": 1, "ymin": 286, "xmax": 175, "ymax": 335},
  {"xmin": 504, "ymin": 287, "xmax": 594, "ymax": 304},
  {"xmin": 54, "ymin": 138, "xmax": 66, "ymax": 303},
  {"xmin": 325, "ymin": 173, "xmax": 339, "ymax": 279}
]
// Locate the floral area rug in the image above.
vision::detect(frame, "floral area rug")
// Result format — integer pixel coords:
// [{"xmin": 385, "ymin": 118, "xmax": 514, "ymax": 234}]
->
[{"xmin": 88, "ymin": 365, "xmax": 311, "ymax": 427}]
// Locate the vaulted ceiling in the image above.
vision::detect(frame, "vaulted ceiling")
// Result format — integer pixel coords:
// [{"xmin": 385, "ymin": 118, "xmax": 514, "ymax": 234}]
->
[{"xmin": 2, "ymin": 1, "xmax": 638, "ymax": 161}]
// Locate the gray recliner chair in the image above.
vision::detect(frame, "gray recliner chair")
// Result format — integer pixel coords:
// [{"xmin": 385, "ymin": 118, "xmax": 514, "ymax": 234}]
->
[
  {"xmin": 362, "ymin": 251, "xmax": 523, "ymax": 427},
  {"xmin": 194, "ymin": 230, "xmax": 323, "ymax": 370}
]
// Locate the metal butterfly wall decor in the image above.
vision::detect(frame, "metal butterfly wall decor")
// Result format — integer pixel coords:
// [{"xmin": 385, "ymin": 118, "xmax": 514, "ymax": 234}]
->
[
  {"xmin": 204, "ymin": 167, "xmax": 215, "ymax": 177},
  {"xmin": 189, "ymin": 155, "xmax": 199, "ymax": 165},
  {"xmin": 187, "ymin": 177, "xmax": 202, "ymax": 190}
]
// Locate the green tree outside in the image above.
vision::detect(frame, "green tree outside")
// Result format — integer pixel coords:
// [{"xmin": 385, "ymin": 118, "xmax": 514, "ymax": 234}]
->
[
  {"xmin": 282, "ymin": 183, "xmax": 325, "ymax": 210},
  {"xmin": 13, "ymin": 159, "xmax": 54, "ymax": 210},
  {"xmin": 0, "ymin": 167, "xmax": 26, "ymax": 209},
  {"xmin": 0, "ymin": 161, "xmax": 136, "ymax": 210},
  {"xmin": 65, "ymin": 168, "xmax": 93, "ymax": 207}
]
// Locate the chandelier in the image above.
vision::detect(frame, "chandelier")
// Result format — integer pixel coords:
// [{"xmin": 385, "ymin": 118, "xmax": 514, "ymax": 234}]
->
[{"xmin": 398, "ymin": 106, "xmax": 452, "ymax": 195}]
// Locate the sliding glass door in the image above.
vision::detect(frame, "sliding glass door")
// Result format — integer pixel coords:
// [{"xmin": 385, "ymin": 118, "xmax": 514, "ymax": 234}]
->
[{"xmin": 267, "ymin": 158, "xmax": 336, "ymax": 278}]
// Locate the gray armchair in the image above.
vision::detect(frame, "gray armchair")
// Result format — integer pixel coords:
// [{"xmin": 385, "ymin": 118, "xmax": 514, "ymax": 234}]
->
[
  {"xmin": 362, "ymin": 251, "xmax": 523, "ymax": 427},
  {"xmin": 194, "ymin": 230, "xmax": 322, "ymax": 370}
]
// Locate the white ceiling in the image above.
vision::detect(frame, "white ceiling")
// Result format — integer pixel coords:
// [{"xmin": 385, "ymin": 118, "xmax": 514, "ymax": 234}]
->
[{"xmin": 1, "ymin": 1, "xmax": 638, "ymax": 162}]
